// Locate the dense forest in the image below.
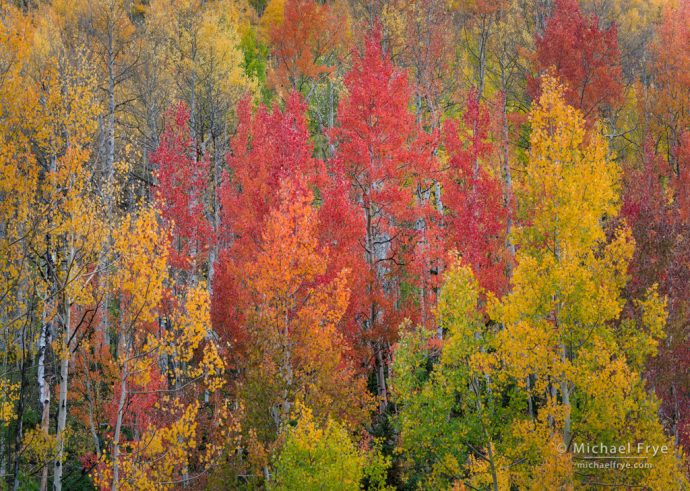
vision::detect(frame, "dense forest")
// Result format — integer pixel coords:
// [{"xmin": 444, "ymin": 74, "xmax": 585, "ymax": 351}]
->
[{"xmin": 0, "ymin": 0, "xmax": 689, "ymax": 489}]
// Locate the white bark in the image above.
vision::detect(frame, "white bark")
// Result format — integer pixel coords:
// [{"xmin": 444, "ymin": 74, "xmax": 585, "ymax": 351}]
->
[
  {"xmin": 111, "ymin": 331, "xmax": 128, "ymax": 491},
  {"xmin": 38, "ymin": 317, "xmax": 51, "ymax": 491},
  {"xmin": 53, "ymin": 288, "xmax": 72, "ymax": 491}
]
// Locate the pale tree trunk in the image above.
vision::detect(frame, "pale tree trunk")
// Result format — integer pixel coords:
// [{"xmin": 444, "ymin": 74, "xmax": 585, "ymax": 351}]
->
[
  {"xmin": 499, "ymin": 62, "xmax": 522, "ymax": 419},
  {"xmin": 476, "ymin": 16, "xmax": 490, "ymax": 102},
  {"xmin": 269, "ymin": 306, "xmax": 294, "ymax": 431},
  {"xmin": 471, "ymin": 16, "xmax": 491, "ymax": 178},
  {"xmin": 560, "ymin": 343, "xmax": 571, "ymax": 447},
  {"xmin": 52, "ymin": 311, "xmax": 70, "ymax": 491},
  {"xmin": 280, "ymin": 308, "xmax": 293, "ymax": 428},
  {"xmin": 364, "ymin": 203, "xmax": 388, "ymax": 412},
  {"xmin": 53, "ymin": 241, "xmax": 75, "ymax": 491},
  {"xmin": 553, "ymin": 238, "xmax": 571, "ymax": 448},
  {"xmin": 111, "ymin": 331, "xmax": 128, "ymax": 491},
  {"xmin": 485, "ymin": 432, "xmax": 499, "ymax": 491},
  {"xmin": 499, "ymin": 67, "xmax": 515, "ymax": 280},
  {"xmin": 375, "ymin": 344, "xmax": 388, "ymax": 411},
  {"xmin": 84, "ymin": 373, "xmax": 101, "ymax": 455},
  {"xmin": 470, "ymin": 376, "xmax": 499, "ymax": 491},
  {"xmin": 433, "ymin": 180, "xmax": 444, "ymax": 339},
  {"xmin": 40, "ymin": 157, "xmax": 57, "ymax": 491},
  {"xmin": 99, "ymin": 15, "xmax": 117, "ymax": 348},
  {"xmin": 548, "ymin": 382, "xmax": 558, "ymax": 429},
  {"xmin": 208, "ymin": 143, "xmax": 220, "ymax": 295},
  {"xmin": 106, "ymin": 34, "xmax": 115, "ymax": 192},
  {"xmin": 188, "ymin": 38, "xmax": 197, "ymax": 149},
  {"xmin": 38, "ymin": 317, "xmax": 52, "ymax": 491},
  {"xmin": 414, "ymin": 184, "xmax": 429, "ymax": 327},
  {"xmin": 111, "ymin": 373, "xmax": 127, "ymax": 491}
]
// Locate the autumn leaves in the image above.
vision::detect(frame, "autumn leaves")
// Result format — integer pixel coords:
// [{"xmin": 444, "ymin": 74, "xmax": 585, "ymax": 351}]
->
[{"xmin": 1, "ymin": 0, "xmax": 689, "ymax": 488}]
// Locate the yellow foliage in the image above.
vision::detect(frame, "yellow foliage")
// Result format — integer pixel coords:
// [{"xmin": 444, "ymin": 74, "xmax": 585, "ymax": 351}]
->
[
  {"xmin": 466, "ymin": 445, "xmax": 511, "ymax": 491},
  {"xmin": 96, "ymin": 401, "xmax": 199, "ymax": 491},
  {"xmin": 487, "ymin": 75, "xmax": 688, "ymax": 488},
  {"xmin": 270, "ymin": 402, "xmax": 376, "ymax": 491},
  {"xmin": 111, "ymin": 207, "xmax": 168, "ymax": 326},
  {"xmin": 259, "ymin": 0, "xmax": 285, "ymax": 39},
  {"xmin": 102, "ymin": 205, "xmax": 229, "ymax": 489},
  {"xmin": 146, "ymin": 0, "xmax": 257, "ymax": 104},
  {"xmin": 0, "ymin": 380, "xmax": 19, "ymax": 425},
  {"xmin": 22, "ymin": 427, "xmax": 59, "ymax": 470},
  {"xmin": 150, "ymin": 282, "xmax": 225, "ymax": 392}
]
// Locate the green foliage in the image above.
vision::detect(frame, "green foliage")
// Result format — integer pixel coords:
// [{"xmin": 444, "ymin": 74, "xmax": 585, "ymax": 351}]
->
[
  {"xmin": 240, "ymin": 26, "xmax": 272, "ymax": 104},
  {"xmin": 392, "ymin": 262, "xmax": 506, "ymax": 490},
  {"xmin": 270, "ymin": 404, "xmax": 390, "ymax": 490}
]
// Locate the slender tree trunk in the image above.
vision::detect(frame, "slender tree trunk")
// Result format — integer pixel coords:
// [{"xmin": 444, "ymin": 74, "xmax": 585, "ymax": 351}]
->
[
  {"xmin": 499, "ymin": 84, "xmax": 515, "ymax": 278},
  {"xmin": 85, "ymin": 376, "xmax": 101, "ymax": 455},
  {"xmin": 53, "ymin": 295, "xmax": 71, "ymax": 491},
  {"xmin": 471, "ymin": 376, "xmax": 498, "ymax": 491},
  {"xmin": 38, "ymin": 317, "xmax": 52, "ymax": 491},
  {"xmin": 560, "ymin": 343, "xmax": 571, "ymax": 447},
  {"xmin": 105, "ymin": 18, "xmax": 116, "ymax": 189},
  {"xmin": 12, "ymin": 323, "xmax": 29, "ymax": 491},
  {"xmin": 485, "ymin": 434, "xmax": 499, "ymax": 491},
  {"xmin": 40, "ymin": 155, "xmax": 58, "ymax": 491},
  {"xmin": 433, "ymin": 180, "xmax": 444, "ymax": 339},
  {"xmin": 364, "ymin": 203, "xmax": 389, "ymax": 411},
  {"xmin": 99, "ymin": 19, "xmax": 117, "ymax": 348},
  {"xmin": 208, "ymin": 144, "xmax": 220, "ymax": 294},
  {"xmin": 477, "ymin": 16, "xmax": 489, "ymax": 102},
  {"xmin": 1, "ymin": 432, "xmax": 5, "ymax": 485},
  {"xmin": 280, "ymin": 309, "xmax": 293, "ymax": 427},
  {"xmin": 111, "ymin": 374, "xmax": 127, "ymax": 491},
  {"xmin": 111, "ymin": 331, "xmax": 128, "ymax": 491},
  {"xmin": 548, "ymin": 382, "xmax": 557, "ymax": 429},
  {"xmin": 12, "ymin": 382, "xmax": 24, "ymax": 491},
  {"xmin": 374, "ymin": 342, "xmax": 388, "ymax": 412}
]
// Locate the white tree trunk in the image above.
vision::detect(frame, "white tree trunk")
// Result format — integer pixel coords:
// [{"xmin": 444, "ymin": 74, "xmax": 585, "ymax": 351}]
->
[
  {"xmin": 38, "ymin": 316, "xmax": 51, "ymax": 491},
  {"xmin": 111, "ymin": 331, "xmax": 128, "ymax": 491},
  {"xmin": 53, "ymin": 299, "xmax": 71, "ymax": 491}
]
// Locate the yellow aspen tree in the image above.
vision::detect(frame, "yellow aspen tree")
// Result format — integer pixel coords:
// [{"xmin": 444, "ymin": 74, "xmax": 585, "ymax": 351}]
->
[
  {"xmin": 15, "ymin": 6, "xmax": 104, "ymax": 489},
  {"xmin": 486, "ymin": 76, "xmax": 688, "ymax": 489},
  {"xmin": 0, "ymin": 6, "xmax": 41, "ymax": 483},
  {"xmin": 104, "ymin": 207, "xmax": 168, "ymax": 490},
  {"xmin": 269, "ymin": 403, "xmax": 390, "ymax": 491},
  {"xmin": 98, "ymin": 207, "xmax": 227, "ymax": 490}
]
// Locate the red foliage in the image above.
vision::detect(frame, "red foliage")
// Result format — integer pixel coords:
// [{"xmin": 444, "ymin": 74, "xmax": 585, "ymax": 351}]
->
[
  {"xmin": 267, "ymin": 0, "xmax": 348, "ymax": 93},
  {"xmin": 622, "ymin": 139, "xmax": 690, "ymax": 451},
  {"xmin": 329, "ymin": 27, "xmax": 437, "ymax": 342},
  {"xmin": 105, "ymin": 367, "xmax": 166, "ymax": 440},
  {"xmin": 151, "ymin": 102, "xmax": 213, "ymax": 271},
  {"xmin": 530, "ymin": 0, "xmax": 623, "ymax": 117},
  {"xmin": 441, "ymin": 90, "xmax": 507, "ymax": 295},
  {"xmin": 648, "ymin": 1, "xmax": 690, "ymax": 173},
  {"xmin": 213, "ymin": 92, "xmax": 333, "ymax": 358}
]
